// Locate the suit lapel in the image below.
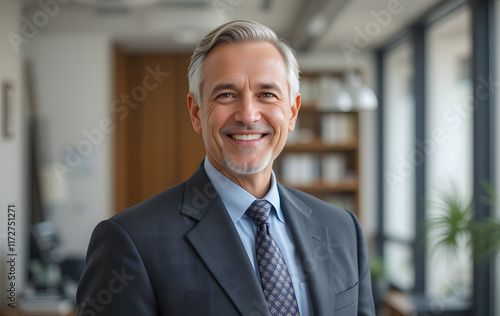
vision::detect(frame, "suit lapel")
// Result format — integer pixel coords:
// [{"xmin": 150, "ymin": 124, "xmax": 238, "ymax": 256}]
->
[
  {"xmin": 278, "ymin": 184, "xmax": 336, "ymax": 315},
  {"xmin": 182, "ymin": 164, "xmax": 270, "ymax": 316}
]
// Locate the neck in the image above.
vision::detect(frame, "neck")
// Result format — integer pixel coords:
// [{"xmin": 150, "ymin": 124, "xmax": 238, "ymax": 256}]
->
[{"xmin": 208, "ymin": 156, "xmax": 273, "ymax": 199}]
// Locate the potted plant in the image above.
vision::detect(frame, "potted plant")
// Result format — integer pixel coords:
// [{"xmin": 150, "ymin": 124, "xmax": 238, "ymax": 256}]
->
[
  {"xmin": 424, "ymin": 183, "xmax": 500, "ymax": 261},
  {"xmin": 370, "ymin": 256, "xmax": 388, "ymax": 311}
]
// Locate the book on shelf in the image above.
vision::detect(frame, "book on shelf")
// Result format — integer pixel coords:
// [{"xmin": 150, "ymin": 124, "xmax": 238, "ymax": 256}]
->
[
  {"xmin": 322, "ymin": 154, "xmax": 346, "ymax": 185},
  {"xmin": 321, "ymin": 113, "xmax": 356, "ymax": 145},
  {"xmin": 299, "ymin": 77, "xmax": 320, "ymax": 105},
  {"xmin": 338, "ymin": 113, "xmax": 356, "ymax": 143},
  {"xmin": 281, "ymin": 154, "xmax": 319, "ymax": 186},
  {"xmin": 321, "ymin": 114, "xmax": 339, "ymax": 145}
]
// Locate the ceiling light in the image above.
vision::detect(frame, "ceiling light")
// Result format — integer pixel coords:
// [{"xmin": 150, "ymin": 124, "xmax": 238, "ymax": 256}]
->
[
  {"xmin": 317, "ymin": 76, "xmax": 353, "ymax": 112},
  {"xmin": 344, "ymin": 71, "xmax": 378, "ymax": 111}
]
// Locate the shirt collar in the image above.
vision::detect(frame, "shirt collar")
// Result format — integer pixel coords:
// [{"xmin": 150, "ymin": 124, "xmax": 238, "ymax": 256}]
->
[{"xmin": 203, "ymin": 158, "xmax": 284, "ymax": 224}]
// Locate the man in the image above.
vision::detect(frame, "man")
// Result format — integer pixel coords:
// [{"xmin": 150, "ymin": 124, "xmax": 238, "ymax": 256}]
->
[{"xmin": 77, "ymin": 20, "xmax": 375, "ymax": 315}]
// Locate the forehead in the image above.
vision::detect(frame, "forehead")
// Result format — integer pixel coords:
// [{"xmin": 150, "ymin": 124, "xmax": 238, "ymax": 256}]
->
[{"xmin": 202, "ymin": 41, "xmax": 288, "ymax": 89}]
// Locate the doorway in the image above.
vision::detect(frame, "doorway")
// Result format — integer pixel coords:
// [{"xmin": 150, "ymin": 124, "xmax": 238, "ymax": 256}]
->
[{"xmin": 113, "ymin": 47, "xmax": 206, "ymax": 212}]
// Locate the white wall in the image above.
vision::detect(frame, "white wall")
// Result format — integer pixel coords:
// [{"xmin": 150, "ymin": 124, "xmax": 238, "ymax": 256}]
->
[
  {"xmin": 23, "ymin": 32, "xmax": 113, "ymax": 257},
  {"xmin": 0, "ymin": 0, "xmax": 27, "ymax": 308}
]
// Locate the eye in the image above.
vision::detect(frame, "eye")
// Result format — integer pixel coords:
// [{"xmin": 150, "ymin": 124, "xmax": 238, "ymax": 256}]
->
[
  {"xmin": 217, "ymin": 93, "xmax": 233, "ymax": 99},
  {"xmin": 261, "ymin": 92, "xmax": 276, "ymax": 98}
]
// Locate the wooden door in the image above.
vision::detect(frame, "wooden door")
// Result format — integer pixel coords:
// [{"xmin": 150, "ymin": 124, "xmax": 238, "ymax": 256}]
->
[{"xmin": 113, "ymin": 47, "xmax": 206, "ymax": 213}]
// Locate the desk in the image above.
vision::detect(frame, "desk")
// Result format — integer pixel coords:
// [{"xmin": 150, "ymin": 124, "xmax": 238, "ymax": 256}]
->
[
  {"xmin": 0, "ymin": 306, "xmax": 76, "ymax": 316},
  {"xmin": 380, "ymin": 290, "xmax": 471, "ymax": 316}
]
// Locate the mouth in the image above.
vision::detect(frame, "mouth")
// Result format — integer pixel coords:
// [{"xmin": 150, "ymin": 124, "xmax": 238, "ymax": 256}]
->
[{"xmin": 229, "ymin": 134, "xmax": 265, "ymax": 141}]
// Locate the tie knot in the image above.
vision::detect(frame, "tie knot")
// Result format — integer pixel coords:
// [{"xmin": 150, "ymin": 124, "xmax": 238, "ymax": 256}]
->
[{"xmin": 246, "ymin": 199, "xmax": 272, "ymax": 226}]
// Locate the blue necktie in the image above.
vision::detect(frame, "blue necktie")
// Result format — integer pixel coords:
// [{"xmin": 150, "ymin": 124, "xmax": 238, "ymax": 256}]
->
[{"xmin": 246, "ymin": 200, "xmax": 300, "ymax": 316}]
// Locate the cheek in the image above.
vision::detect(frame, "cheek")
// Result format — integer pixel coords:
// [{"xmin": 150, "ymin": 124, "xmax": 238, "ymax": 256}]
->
[
  {"xmin": 202, "ymin": 106, "xmax": 231, "ymax": 135},
  {"xmin": 269, "ymin": 105, "xmax": 292, "ymax": 130}
]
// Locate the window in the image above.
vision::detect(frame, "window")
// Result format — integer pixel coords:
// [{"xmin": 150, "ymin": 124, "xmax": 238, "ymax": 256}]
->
[
  {"xmin": 378, "ymin": 0, "xmax": 476, "ymax": 300},
  {"xmin": 382, "ymin": 41, "xmax": 415, "ymax": 291},
  {"xmin": 379, "ymin": 0, "xmax": 497, "ymax": 313},
  {"xmin": 425, "ymin": 6, "xmax": 472, "ymax": 297},
  {"xmin": 495, "ymin": 1, "xmax": 500, "ymax": 315}
]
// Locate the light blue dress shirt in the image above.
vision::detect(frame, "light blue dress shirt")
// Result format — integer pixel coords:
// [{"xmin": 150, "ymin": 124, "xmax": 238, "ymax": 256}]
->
[{"xmin": 204, "ymin": 159, "xmax": 312, "ymax": 316}]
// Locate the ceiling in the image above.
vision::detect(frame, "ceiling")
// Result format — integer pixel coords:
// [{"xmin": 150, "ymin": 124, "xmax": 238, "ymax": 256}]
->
[{"xmin": 22, "ymin": 0, "xmax": 445, "ymax": 54}]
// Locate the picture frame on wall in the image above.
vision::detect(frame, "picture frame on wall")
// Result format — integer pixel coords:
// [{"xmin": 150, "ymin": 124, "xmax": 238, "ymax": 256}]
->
[{"xmin": 2, "ymin": 81, "xmax": 14, "ymax": 139}]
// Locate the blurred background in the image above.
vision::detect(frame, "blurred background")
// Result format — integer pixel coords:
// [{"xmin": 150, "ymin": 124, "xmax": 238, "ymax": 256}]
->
[{"xmin": 0, "ymin": 0, "xmax": 499, "ymax": 315}]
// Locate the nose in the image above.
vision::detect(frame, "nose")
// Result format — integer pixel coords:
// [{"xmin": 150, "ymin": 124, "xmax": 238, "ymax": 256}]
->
[{"xmin": 233, "ymin": 94, "xmax": 261, "ymax": 125}]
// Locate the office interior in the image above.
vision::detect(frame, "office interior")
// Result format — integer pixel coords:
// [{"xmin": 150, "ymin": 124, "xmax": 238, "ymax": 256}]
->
[{"xmin": 0, "ymin": 0, "xmax": 499, "ymax": 315}]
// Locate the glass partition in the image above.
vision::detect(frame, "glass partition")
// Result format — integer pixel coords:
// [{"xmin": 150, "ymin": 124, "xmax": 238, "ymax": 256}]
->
[
  {"xmin": 425, "ymin": 6, "xmax": 472, "ymax": 298},
  {"xmin": 383, "ymin": 41, "xmax": 415, "ymax": 290},
  {"xmin": 496, "ymin": 1, "xmax": 500, "ymax": 314}
]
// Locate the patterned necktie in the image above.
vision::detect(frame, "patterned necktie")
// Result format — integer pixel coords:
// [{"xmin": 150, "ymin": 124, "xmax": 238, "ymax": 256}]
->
[{"xmin": 245, "ymin": 200, "xmax": 300, "ymax": 316}]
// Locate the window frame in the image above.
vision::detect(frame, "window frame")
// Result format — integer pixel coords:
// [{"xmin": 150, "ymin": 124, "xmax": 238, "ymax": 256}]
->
[{"xmin": 376, "ymin": 0, "xmax": 496, "ymax": 314}]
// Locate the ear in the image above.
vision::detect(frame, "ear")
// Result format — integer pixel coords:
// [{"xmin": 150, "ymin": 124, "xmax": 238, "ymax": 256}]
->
[
  {"xmin": 187, "ymin": 93, "xmax": 202, "ymax": 133},
  {"xmin": 288, "ymin": 93, "xmax": 301, "ymax": 132}
]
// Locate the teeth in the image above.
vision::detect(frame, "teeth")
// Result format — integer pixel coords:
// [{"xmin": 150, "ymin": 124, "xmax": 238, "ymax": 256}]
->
[{"xmin": 231, "ymin": 134, "xmax": 263, "ymax": 141}]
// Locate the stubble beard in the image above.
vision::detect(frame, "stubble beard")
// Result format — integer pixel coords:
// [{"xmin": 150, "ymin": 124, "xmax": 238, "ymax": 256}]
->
[
  {"xmin": 222, "ymin": 147, "xmax": 273, "ymax": 175},
  {"xmin": 218, "ymin": 122, "xmax": 276, "ymax": 175}
]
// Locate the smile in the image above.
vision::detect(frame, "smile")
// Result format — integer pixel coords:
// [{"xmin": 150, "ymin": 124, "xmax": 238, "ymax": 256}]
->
[{"xmin": 229, "ymin": 134, "xmax": 264, "ymax": 141}]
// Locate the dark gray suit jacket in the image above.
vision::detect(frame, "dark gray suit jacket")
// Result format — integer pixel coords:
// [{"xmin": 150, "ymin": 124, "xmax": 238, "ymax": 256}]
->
[{"xmin": 77, "ymin": 162, "xmax": 375, "ymax": 315}]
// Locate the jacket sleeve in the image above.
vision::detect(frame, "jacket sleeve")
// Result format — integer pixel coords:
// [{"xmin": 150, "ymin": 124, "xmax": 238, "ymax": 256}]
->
[
  {"xmin": 76, "ymin": 220, "xmax": 157, "ymax": 315},
  {"xmin": 350, "ymin": 212, "xmax": 376, "ymax": 316}
]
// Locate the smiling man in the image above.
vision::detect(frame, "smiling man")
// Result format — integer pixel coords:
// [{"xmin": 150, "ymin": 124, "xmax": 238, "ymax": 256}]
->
[
  {"xmin": 188, "ymin": 40, "xmax": 299, "ymax": 198},
  {"xmin": 77, "ymin": 20, "xmax": 375, "ymax": 316}
]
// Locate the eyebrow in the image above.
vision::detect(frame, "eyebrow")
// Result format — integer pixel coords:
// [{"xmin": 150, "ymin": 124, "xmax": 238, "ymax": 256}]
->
[
  {"xmin": 209, "ymin": 83, "xmax": 236, "ymax": 97},
  {"xmin": 258, "ymin": 83, "xmax": 283, "ymax": 95},
  {"xmin": 209, "ymin": 82, "xmax": 284, "ymax": 97}
]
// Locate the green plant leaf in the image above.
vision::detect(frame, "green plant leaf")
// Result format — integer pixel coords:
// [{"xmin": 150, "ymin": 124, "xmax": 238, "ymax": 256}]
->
[
  {"xmin": 424, "ymin": 185, "xmax": 474, "ymax": 258},
  {"xmin": 424, "ymin": 182, "xmax": 500, "ymax": 261},
  {"xmin": 480, "ymin": 179, "xmax": 498, "ymax": 207},
  {"xmin": 472, "ymin": 216, "xmax": 500, "ymax": 260}
]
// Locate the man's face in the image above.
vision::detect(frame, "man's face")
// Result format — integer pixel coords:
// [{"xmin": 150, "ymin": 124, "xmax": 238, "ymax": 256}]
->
[{"xmin": 188, "ymin": 41, "xmax": 300, "ymax": 178}]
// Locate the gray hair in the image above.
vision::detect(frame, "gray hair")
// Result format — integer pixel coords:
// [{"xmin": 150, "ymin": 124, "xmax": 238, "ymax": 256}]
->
[{"xmin": 188, "ymin": 20, "xmax": 300, "ymax": 106}]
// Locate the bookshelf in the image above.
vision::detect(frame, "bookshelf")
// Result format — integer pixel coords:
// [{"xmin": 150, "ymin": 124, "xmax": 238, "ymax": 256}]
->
[{"xmin": 274, "ymin": 73, "xmax": 361, "ymax": 217}]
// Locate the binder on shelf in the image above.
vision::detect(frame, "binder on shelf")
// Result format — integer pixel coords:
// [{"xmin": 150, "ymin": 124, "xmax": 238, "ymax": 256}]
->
[
  {"xmin": 300, "ymin": 77, "xmax": 319, "ymax": 105},
  {"xmin": 338, "ymin": 113, "xmax": 356, "ymax": 143},
  {"xmin": 321, "ymin": 113, "xmax": 356, "ymax": 144},
  {"xmin": 281, "ymin": 154, "xmax": 319, "ymax": 186},
  {"xmin": 321, "ymin": 114, "xmax": 339, "ymax": 145},
  {"xmin": 322, "ymin": 154, "xmax": 346, "ymax": 185}
]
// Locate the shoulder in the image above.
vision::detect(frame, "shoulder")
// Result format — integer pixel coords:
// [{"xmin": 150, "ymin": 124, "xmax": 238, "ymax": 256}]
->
[
  {"xmin": 95, "ymin": 162, "xmax": 212, "ymax": 239},
  {"xmin": 109, "ymin": 181, "xmax": 187, "ymax": 231},
  {"xmin": 279, "ymin": 183, "xmax": 360, "ymax": 228},
  {"xmin": 279, "ymin": 184, "xmax": 354, "ymax": 215}
]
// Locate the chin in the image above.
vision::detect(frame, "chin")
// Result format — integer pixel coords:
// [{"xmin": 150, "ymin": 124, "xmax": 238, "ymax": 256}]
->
[{"xmin": 223, "ymin": 152, "xmax": 273, "ymax": 175}]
